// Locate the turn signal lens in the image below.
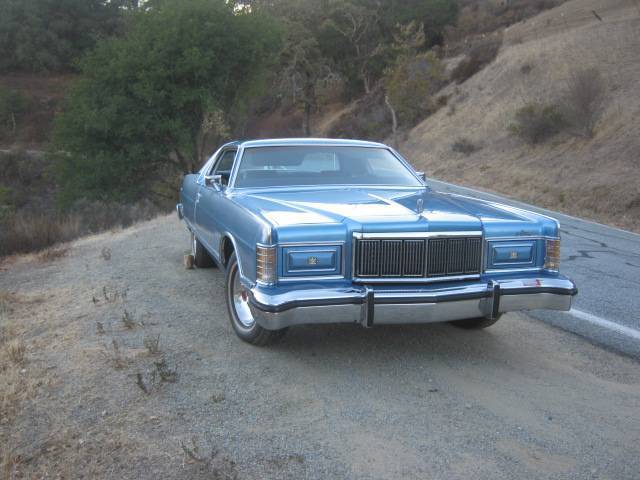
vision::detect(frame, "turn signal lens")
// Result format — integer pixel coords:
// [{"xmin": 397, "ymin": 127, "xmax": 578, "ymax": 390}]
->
[
  {"xmin": 256, "ymin": 245, "xmax": 276, "ymax": 284},
  {"xmin": 544, "ymin": 238, "xmax": 561, "ymax": 271}
]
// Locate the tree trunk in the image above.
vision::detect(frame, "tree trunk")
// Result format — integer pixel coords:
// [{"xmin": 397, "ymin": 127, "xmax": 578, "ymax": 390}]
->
[
  {"xmin": 302, "ymin": 72, "xmax": 315, "ymax": 137},
  {"xmin": 363, "ymin": 73, "xmax": 371, "ymax": 94},
  {"xmin": 384, "ymin": 94, "xmax": 398, "ymax": 149}
]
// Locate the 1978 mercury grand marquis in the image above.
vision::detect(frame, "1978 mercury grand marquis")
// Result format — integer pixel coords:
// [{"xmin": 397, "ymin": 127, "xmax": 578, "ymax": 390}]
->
[{"xmin": 178, "ymin": 138, "xmax": 577, "ymax": 345}]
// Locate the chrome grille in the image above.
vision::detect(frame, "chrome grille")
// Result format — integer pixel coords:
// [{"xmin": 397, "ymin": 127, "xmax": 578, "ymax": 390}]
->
[{"xmin": 353, "ymin": 235, "xmax": 483, "ymax": 280}]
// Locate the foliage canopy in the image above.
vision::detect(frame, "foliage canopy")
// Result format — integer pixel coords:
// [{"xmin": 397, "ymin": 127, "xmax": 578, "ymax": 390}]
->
[
  {"xmin": 0, "ymin": 0, "xmax": 129, "ymax": 73},
  {"xmin": 53, "ymin": 0, "xmax": 281, "ymax": 205}
]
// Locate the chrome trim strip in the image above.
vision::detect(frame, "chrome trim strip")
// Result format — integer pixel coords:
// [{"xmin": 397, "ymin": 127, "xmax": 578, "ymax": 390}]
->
[
  {"xmin": 485, "ymin": 267, "xmax": 543, "ymax": 274},
  {"xmin": 352, "ymin": 274, "xmax": 481, "ymax": 284},
  {"xmin": 279, "ymin": 275, "xmax": 345, "ymax": 282},
  {"xmin": 485, "ymin": 236, "xmax": 559, "ymax": 241},
  {"xmin": 354, "ymin": 231, "xmax": 482, "ymax": 239},
  {"xmin": 278, "ymin": 241, "xmax": 345, "ymax": 247}
]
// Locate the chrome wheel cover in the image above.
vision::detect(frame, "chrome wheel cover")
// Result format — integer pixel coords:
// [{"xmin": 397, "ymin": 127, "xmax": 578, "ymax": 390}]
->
[{"xmin": 231, "ymin": 264, "xmax": 255, "ymax": 329}]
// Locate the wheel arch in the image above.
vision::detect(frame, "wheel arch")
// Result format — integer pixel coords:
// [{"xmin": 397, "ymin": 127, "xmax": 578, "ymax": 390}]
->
[{"xmin": 220, "ymin": 235, "xmax": 236, "ymax": 267}]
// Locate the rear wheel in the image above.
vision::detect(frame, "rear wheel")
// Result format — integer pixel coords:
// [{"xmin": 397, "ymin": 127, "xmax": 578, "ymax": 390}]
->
[
  {"xmin": 191, "ymin": 232, "xmax": 216, "ymax": 268},
  {"xmin": 225, "ymin": 253, "xmax": 286, "ymax": 346},
  {"xmin": 450, "ymin": 315, "xmax": 502, "ymax": 330}
]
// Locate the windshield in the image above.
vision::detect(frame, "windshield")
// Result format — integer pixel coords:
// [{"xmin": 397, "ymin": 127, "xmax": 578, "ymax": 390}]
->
[{"xmin": 233, "ymin": 146, "xmax": 422, "ymax": 188}]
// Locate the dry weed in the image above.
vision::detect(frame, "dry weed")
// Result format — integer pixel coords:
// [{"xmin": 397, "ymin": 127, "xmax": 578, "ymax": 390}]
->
[
  {"xmin": 5, "ymin": 340, "xmax": 26, "ymax": 364},
  {"xmin": 111, "ymin": 339, "xmax": 127, "ymax": 370},
  {"xmin": 181, "ymin": 437, "xmax": 238, "ymax": 479},
  {"xmin": 121, "ymin": 309, "xmax": 136, "ymax": 330},
  {"xmin": 143, "ymin": 334, "xmax": 160, "ymax": 355},
  {"xmin": 100, "ymin": 247, "xmax": 112, "ymax": 261}
]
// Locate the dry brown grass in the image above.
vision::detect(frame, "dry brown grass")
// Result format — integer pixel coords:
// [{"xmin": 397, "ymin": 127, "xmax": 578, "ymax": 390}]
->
[
  {"xmin": 0, "ymin": 213, "xmax": 82, "ymax": 257},
  {"xmin": 36, "ymin": 245, "xmax": 70, "ymax": 263}
]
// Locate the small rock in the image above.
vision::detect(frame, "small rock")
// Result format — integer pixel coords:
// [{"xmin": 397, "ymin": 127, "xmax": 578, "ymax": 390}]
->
[
  {"xmin": 101, "ymin": 410, "xmax": 107, "ymax": 417},
  {"xmin": 428, "ymin": 388, "xmax": 439, "ymax": 393},
  {"xmin": 465, "ymin": 404, "xmax": 472, "ymax": 409}
]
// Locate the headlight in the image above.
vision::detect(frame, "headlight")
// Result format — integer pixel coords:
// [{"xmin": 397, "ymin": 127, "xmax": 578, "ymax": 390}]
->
[
  {"xmin": 256, "ymin": 245, "xmax": 276, "ymax": 284},
  {"xmin": 544, "ymin": 238, "xmax": 561, "ymax": 271}
]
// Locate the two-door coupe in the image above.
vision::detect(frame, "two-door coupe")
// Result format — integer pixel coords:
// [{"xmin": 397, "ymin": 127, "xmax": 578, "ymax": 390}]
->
[{"xmin": 178, "ymin": 139, "xmax": 577, "ymax": 345}]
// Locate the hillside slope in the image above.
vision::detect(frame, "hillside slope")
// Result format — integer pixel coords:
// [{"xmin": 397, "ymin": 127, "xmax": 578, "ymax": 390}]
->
[{"xmin": 400, "ymin": 0, "xmax": 640, "ymax": 232}]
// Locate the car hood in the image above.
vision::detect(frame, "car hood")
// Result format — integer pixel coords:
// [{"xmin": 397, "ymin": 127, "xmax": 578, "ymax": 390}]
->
[{"xmin": 231, "ymin": 187, "xmax": 558, "ymax": 238}]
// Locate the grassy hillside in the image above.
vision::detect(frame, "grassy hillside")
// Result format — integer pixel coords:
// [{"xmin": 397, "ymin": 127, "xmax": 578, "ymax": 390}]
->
[{"xmin": 399, "ymin": 0, "xmax": 640, "ymax": 232}]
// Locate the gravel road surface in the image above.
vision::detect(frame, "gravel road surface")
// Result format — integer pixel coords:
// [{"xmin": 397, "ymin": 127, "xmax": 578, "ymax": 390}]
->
[{"xmin": 1, "ymin": 215, "xmax": 639, "ymax": 479}]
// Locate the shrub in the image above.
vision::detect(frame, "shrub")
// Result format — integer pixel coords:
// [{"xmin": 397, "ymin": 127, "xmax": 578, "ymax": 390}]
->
[
  {"xmin": 385, "ymin": 51, "xmax": 445, "ymax": 127},
  {"xmin": 561, "ymin": 67, "xmax": 606, "ymax": 138},
  {"xmin": 509, "ymin": 103, "xmax": 566, "ymax": 144},
  {"xmin": 451, "ymin": 37, "xmax": 502, "ymax": 84},
  {"xmin": 452, "ymin": 138, "xmax": 479, "ymax": 155}
]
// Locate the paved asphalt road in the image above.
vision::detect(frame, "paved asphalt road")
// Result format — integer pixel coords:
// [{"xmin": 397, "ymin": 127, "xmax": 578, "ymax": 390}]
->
[{"xmin": 429, "ymin": 179, "xmax": 640, "ymax": 358}]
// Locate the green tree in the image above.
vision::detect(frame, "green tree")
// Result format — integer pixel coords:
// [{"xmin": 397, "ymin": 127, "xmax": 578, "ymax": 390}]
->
[
  {"xmin": 384, "ymin": 22, "xmax": 444, "ymax": 136},
  {"xmin": 0, "ymin": 0, "xmax": 128, "ymax": 73},
  {"xmin": 52, "ymin": 0, "xmax": 280, "ymax": 205}
]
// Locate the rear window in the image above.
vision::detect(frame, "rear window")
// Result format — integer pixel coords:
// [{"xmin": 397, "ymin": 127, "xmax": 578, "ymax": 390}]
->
[{"xmin": 234, "ymin": 146, "xmax": 421, "ymax": 188}]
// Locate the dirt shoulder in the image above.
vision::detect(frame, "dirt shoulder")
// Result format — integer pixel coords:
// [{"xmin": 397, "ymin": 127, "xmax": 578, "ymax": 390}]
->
[{"xmin": 1, "ymin": 215, "xmax": 640, "ymax": 479}]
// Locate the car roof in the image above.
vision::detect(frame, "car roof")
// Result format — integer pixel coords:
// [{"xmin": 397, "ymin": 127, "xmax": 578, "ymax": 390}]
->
[{"xmin": 224, "ymin": 138, "xmax": 388, "ymax": 149}]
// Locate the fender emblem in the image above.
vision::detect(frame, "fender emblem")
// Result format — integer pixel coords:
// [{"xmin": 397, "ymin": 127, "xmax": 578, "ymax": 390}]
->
[
  {"xmin": 510, "ymin": 251, "xmax": 519, "ymax": 259},
  {"xmin": 307, "ymin": 256, "xmax": 319, "ymax": 266}
]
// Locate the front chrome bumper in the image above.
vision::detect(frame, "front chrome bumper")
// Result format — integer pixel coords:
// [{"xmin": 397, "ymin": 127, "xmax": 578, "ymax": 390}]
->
[{"xmin": 248, "ymin": 276, "xmax": 577, "ymax": 330}]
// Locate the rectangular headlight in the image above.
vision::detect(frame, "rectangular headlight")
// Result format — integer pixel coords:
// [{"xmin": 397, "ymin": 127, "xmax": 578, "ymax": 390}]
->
[
  {"xmin": 544, "ymin": 238, "xmax": 561, "ymax": 271},
  {"xmin": 256, "ymin": 245, "xmax": 276, "ymax": 284},
  {"xmin": 282, "ymin": 246, "xmax": 341, "ymax": 277}
]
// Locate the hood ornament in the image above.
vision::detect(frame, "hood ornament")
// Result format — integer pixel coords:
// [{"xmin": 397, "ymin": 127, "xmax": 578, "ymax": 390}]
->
[{"xmin": 416, "ymin": 198, "xmax": 424, "ymax": 214}]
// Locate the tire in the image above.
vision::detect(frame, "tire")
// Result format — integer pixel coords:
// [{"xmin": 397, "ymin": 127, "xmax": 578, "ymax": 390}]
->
[
  {"xmin": 450, "ymin": 315, "xmax": 502, "ymax": 330},
  {"xmin": 225, "ymin": 253, "xmax": 286, "ymax": 346},
  {"xmin": 191, "ymin": 232, "xmax": 216, "ymax": 268}
]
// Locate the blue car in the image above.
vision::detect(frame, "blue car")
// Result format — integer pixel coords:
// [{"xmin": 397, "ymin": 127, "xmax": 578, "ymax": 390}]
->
[{"xmin": 178, "ymin": 138, "xmax": 577, "ymax": 345}]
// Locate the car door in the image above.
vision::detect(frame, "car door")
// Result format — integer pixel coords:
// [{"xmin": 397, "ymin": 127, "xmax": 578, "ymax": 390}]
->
[{"xmin": 194, "ymin": 148, "xmax": 238, "ymax": 258}]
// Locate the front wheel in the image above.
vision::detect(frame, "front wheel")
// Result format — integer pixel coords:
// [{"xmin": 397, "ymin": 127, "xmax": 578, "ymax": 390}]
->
[
  {"xmin": 449, "ymin": 315, "xmax": 502, "ymax": 330},
  {"xmin": 225, "ymin": 253, "xmax": 286, "ymax": 346}
]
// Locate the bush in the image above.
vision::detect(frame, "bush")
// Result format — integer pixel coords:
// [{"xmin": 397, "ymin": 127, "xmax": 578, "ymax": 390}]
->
[
  {"xmin": 561, "ymin": 67, "xmax": 606, "ymax": 138},
  {"xmin": 451, "ymin": 37, "xmax": 502, "ymax": 84},
  {"xmin": 509, "ymin": 103, "xmax": 566, "ymax": 144},
  {"xmin": 452, "ymin": 137, "xmax": 479, "ymax": 155},
  {"xmin": 385, "ymin": 51, "xmax": 445, "ymax": 127}
]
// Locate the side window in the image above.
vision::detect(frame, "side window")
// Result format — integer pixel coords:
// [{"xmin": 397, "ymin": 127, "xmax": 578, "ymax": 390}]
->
[{"xmin": 210, "ymin": 150, "xmax": 237, "ymax": 185}]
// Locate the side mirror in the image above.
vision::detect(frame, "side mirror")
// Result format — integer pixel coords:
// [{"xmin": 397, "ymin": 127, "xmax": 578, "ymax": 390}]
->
[
  {"xmin": 204, "ymin": 174, "xmax": 223, "ymax": 190},
  {"xmin": 416, "ymin": 171, "xmax": 426, "ymax": 182}
]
